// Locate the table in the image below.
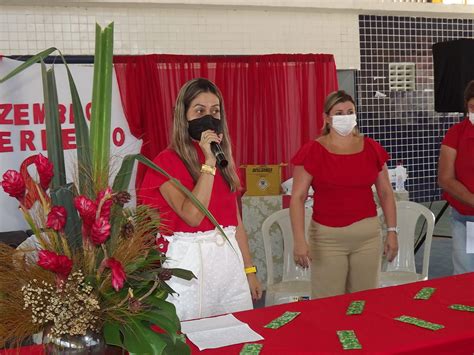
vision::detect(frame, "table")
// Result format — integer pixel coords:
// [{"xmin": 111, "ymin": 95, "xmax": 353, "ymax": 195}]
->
[
  {"xmin": 190, "ymin": 273, "xmax": 474, "ymax": 354},
  {"xmin": 242, "ymin": 191, "xmax": 410, "ymax": 286},
  {"xmin": 6, "ymin": 274, "xmax": 474, "ymax": 354}
]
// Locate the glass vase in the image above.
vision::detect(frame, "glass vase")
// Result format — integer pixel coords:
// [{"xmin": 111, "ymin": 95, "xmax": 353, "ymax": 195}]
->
[{"xmin": 42, "ymin": 327, "xmax": 108, "ymax": 354}]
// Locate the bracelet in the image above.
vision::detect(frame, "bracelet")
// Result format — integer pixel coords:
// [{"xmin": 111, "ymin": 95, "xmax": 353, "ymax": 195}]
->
[
  {"xmin": 244, "ymin": 266, "xmax": 257, "ymax": 274},
  {"xmin": 200, "ymin": 164, "xmax": 216, "ymax": 176},
  {"xmin": 387, "ymin": 227, "xmax": 399, "ymax": 234}
]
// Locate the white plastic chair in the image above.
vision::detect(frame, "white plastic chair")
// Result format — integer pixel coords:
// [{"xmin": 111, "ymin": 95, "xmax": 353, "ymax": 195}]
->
[
  {"xmin": 261, "ymin": 207, "xmax": 312, "ymax": 306},
  {"xmin": 378, "ymin": 200, "xmax": 435, "ymax": 287}
]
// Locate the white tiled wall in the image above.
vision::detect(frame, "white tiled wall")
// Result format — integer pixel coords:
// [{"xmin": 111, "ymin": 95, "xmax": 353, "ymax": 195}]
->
[
  {"xmin": 0, "ymin": 5, "xmax": 360, "ymax": 69},
  {"xmin": 2, "ymin": 1, "xmax": 472, "ymax": 70}
]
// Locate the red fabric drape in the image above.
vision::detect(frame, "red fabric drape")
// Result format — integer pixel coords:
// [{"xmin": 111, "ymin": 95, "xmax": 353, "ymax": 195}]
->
[{"xmin": 113, "ymin": 54, "xmax": 338, "ymax": 189}]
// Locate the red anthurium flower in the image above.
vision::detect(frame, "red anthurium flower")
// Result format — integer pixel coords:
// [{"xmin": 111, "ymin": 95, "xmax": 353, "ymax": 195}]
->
[
  {"xmin": 105, "ymin": 257, "xmax": 126, "ymax": 291},
  {"xmin": 37, "ymin": 250, "xmax": 73, "ymax": 280},
  {"xmin": 96, "ymin": 187, "xmax": 113, "ymax": 220},
  {"xmin": 90, "ymin": 217, "xmax": 111, "ymax": 245},
  {"xmin": 46, "ymin": 206, "xmax": 67, "ymax": 231},
  {"xmin": 74, "ymin": 196, "xmax": 97, "ymax": 226},
  {"xmin": 34, "ymin": 153, "xmax": 54, "ymax": 190},
  {"xmin": 1, "ymin": 170, "xmax": 26, "ymax": 200}
]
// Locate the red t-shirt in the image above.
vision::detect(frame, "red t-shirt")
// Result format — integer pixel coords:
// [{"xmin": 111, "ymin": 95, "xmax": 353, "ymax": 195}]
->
[
  {"xmin": 139, "ymin": 143, "xmax": 238, "ymax": 235},
  {"xmin": 292, "ymin": 136, "xmax": 389, "ymax": 227},
  {"xmin": 441, "ymin": 118, "xmax": 474, "ymax": 216}
]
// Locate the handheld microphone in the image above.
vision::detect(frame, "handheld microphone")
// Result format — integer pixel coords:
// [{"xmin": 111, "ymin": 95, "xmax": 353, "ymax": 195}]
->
[{"xmin": 210, "ymin": 142, "xmax": 228, "ymax": 168}]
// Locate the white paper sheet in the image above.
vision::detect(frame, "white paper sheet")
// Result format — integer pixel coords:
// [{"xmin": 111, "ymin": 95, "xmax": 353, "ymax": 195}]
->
[
  {"xmin": 181, "ymin": 314, "xmax": 263, "ymax": 350},
  {"xmin": 466, "ymin": 222, "xmax": 474, "ymax": 254}
]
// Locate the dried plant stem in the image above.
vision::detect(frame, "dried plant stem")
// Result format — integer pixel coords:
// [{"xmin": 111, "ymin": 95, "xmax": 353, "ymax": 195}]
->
[
  {"xmin": 103, "ymin": 290, "xmax": 130, "ymax": 311},
  {"xmin": 83, "ymin": 239, "xmax": 96, "ymax": 275},
  {"xmin": 95, "ymin": 191, "xmax": 111, "ymax": 220},
  {"xmin": 19, "ymin": 204, "xmax": 44, "ymax": 245},
  {"xmin": 59, "ymin": 232, "xmax": 72, "ymax": 258},
  {"xmin": 101, "ymin": 244, "xmax": 108, "ymax": 260},
  {"xmin": 138, "ymin": 279, "xmax": 159, "ymax": 302},
  {"xmin": 116, "ymin": 293, "xmax": 130, "ymax": 308}
]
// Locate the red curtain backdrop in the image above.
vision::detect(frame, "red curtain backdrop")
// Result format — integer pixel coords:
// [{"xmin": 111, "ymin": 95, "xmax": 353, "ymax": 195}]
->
[{"xmin": 113, "ymin": 54, "xmax": 338, "ymax": 189}]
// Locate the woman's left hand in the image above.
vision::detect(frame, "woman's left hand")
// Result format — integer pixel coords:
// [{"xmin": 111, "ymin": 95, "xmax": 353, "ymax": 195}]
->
[
  {"xmin": 246, "ymin": 273, "xmax": 263, "ymax": 300},
  {"xmin": 384, "ymin": 232, "xmax": 399, "ymax": 262}
]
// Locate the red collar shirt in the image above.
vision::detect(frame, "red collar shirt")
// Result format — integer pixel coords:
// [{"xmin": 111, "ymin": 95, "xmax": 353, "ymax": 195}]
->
[
  {"xmin": 139, "ymin": 144, "xmax": 238, "ymax": 236},
  {"xmin": 441, "ymin": 118, "xmax": 474, "ymax": 216},
  {"xmin": 292, "ymin": 137, "xmax": 389, "ymax": 227}
]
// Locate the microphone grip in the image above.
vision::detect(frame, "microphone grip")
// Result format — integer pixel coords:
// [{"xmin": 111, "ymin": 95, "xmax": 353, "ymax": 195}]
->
[{"xmin": 210, "ymin": 142, "xmax": 228, "ymax": 168}]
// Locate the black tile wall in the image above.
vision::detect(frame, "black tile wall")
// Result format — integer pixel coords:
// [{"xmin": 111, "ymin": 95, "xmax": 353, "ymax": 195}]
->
[{"xmin": 357, "ymin": 15, "xmax": 474, "ymax": 202}]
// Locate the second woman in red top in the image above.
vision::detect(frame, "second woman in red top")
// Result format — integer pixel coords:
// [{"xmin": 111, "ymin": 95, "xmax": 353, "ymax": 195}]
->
[{"xmin": 290, "ymin": 90, "xmax": 398, "ymax": 298}]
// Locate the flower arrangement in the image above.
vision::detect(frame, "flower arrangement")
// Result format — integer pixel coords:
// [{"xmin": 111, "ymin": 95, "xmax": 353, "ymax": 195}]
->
[
  {"xmin": 0, "ymin": 153, "xmax": 192, "ymax": 354},
  {"xmin": 0, "ymin": 23, "xmax": 225, "ymax": 354}
]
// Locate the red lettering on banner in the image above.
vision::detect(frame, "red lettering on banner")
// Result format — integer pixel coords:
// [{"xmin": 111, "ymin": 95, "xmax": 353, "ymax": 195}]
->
[
  {"xmin": 86, "ymin": 103, "xmax": 91, "ymax": 121},
  {"xmin": 0, "ymin": 104, "xmax": 13, "ymax": 125},
  {"xmin": 33, "ymin": 103, "xmax": 45, "ymax": 124},
  {"xmin": 41, "ymin": 130, "xmax": 47, "ymax": 151},
  {"xmin": 20, "ymin": 130, "xmax": 35, "ymax": 151},
  {"xmin": 69, "ymin": 104, "xmax": 75, "ymax": 124},
  {"xmin": 62, "ymin": 128, "xmax": 76, "ymax": 149},
  {"xmin": 58, "ymin": 104, "xmax": 67, "ymax": 124},
  {"xmin": 113, "ymin": 127, "xmax": 125, "ymax": 147},
  {"xmin": 14, "ymin": 104, "xmax": 29, "ymax": 125},
  {"xmin": 41, "ymin": 128, "xmax": 77, "ymax": 151},
  {"xmin": 0, "ymin": 131, "xmax": 13, "ymax": 152}
]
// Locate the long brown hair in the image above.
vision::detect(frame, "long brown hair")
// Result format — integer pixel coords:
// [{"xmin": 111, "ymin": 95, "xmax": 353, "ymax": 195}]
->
[
  {"xmin": 321, "ymin": 90, "xmax": 360, "ymax": 136},
  {"xmin": 170, "ymin": 78, "xmax": 240, "ymax": 191}
]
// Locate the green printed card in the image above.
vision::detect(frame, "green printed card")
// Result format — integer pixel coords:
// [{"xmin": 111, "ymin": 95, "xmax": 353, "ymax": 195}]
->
[
  {"xmin": 240, "ymin": 343, "xmax": 263, "ymax": 355},
  {"xmin": 394, "ymin": 315, "xmax": 444, "ymax": 331},
  {"xmin": 414, "ymin": 287, "xmax": 436, "ymax": 300},
  {"xmin": 346, "ymin": 300, "xmax": 365, "ymax": 315},
  {"xmin": 337, "ymin": 330, "xmax": 362, "ymax": 350},
  {"xmin": 449, "ymin": 304, "xmax": 474, "ymax": 312},
  {"xmin": 264, "ymin": 311, "xmax": 301, "ymax": 329}
]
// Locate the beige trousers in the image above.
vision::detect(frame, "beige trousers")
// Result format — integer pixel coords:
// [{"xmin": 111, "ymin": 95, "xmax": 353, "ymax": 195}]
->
[{"xmin": 308, "ymin": 216, "xmax": 382, "ymax": 299}]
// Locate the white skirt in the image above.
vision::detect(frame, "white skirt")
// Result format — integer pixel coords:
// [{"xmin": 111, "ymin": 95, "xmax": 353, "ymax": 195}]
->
[{"xmin": 163, "ymin": 226, "xmax": 253, "ymax": 321}]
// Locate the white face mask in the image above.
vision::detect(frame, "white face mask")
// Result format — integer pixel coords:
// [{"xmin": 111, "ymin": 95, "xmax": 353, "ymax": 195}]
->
[
  {"xmin": 331, "ymin": 114, "xmax": 357, "ymax": 136},
  {"xmin": 469, "ymin": 112, "xmax": 474, "ymax": 124}
]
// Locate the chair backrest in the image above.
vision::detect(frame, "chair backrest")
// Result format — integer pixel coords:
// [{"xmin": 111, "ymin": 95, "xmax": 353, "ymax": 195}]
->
[
  {"xmin": 378, "ymin": 200, "xmax": 435, "ymax": 279},
  {"xmin": 262, "ymin": 207, "xmax": 312, "ymax": 286}
]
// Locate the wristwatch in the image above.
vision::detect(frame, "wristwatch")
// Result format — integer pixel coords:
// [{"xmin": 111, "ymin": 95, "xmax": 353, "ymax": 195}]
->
[{"xmin": 387, "ymin": 227, "xmax": 399, "ymax": 234}]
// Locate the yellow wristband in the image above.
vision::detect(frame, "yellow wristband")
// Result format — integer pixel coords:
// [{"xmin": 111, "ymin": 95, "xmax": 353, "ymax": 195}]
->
[
  {"xmin": 244, "ymin": 266, "xmax": 257, "ymax": 274},
  {"xmin": 200, "ymin": 164, "xmax": 216, "ymax": 176}
]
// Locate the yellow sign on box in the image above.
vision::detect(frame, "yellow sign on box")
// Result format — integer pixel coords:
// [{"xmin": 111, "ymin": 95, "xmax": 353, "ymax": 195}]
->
[{"xmin": 241, "ymin": 164, "xmax": 286, "ymax": 196}]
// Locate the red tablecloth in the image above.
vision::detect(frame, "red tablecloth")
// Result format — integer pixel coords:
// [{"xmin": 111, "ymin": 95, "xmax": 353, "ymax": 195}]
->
[
  {"xmin": 4, "ymin": 273, "xmax": 474, "ymax": 355},
  {"xmin": 190, "ymin": 273, "xmax": 474, "ymax": 354}
]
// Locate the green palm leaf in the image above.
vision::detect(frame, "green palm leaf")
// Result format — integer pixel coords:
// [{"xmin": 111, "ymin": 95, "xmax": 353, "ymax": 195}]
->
[
  {"xmin": 0, "ymin": 48, "xmax": 56, "ymax": 83},
  {"xmin": 90, "ymin": 22, "xmax": 114, "ymax": 190},
  {"xmin": 41, "ymin": 62, "xmax": 66, "ymax": 188},
  {"xmin": 63, "ymin": 63, "xmax": 93, "ymax": 198}
]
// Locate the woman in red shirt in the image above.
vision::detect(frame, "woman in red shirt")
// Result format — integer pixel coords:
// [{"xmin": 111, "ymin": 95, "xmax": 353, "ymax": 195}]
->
[
  {"xmin": 140, "ymin": 78, "xmax": 262, "ymax": 321},
  {"xmin": 438, "ymin": 80, "xmax": 474, "ymax": 274},
  {"xmin": 290, "ymin": 90, "xmax": 398, "ymax": 298}
]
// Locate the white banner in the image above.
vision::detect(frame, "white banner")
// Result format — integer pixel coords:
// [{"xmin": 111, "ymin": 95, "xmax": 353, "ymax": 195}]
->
[{"xmin": 0, "ymin": 58, "xmax": 142, "ymax": 232}]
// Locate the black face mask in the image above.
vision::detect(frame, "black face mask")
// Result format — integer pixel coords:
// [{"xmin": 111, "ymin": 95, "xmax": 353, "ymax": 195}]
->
[{"xmin": 187, "ymin": 115, "xmax": 221, "ymax": 141}]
